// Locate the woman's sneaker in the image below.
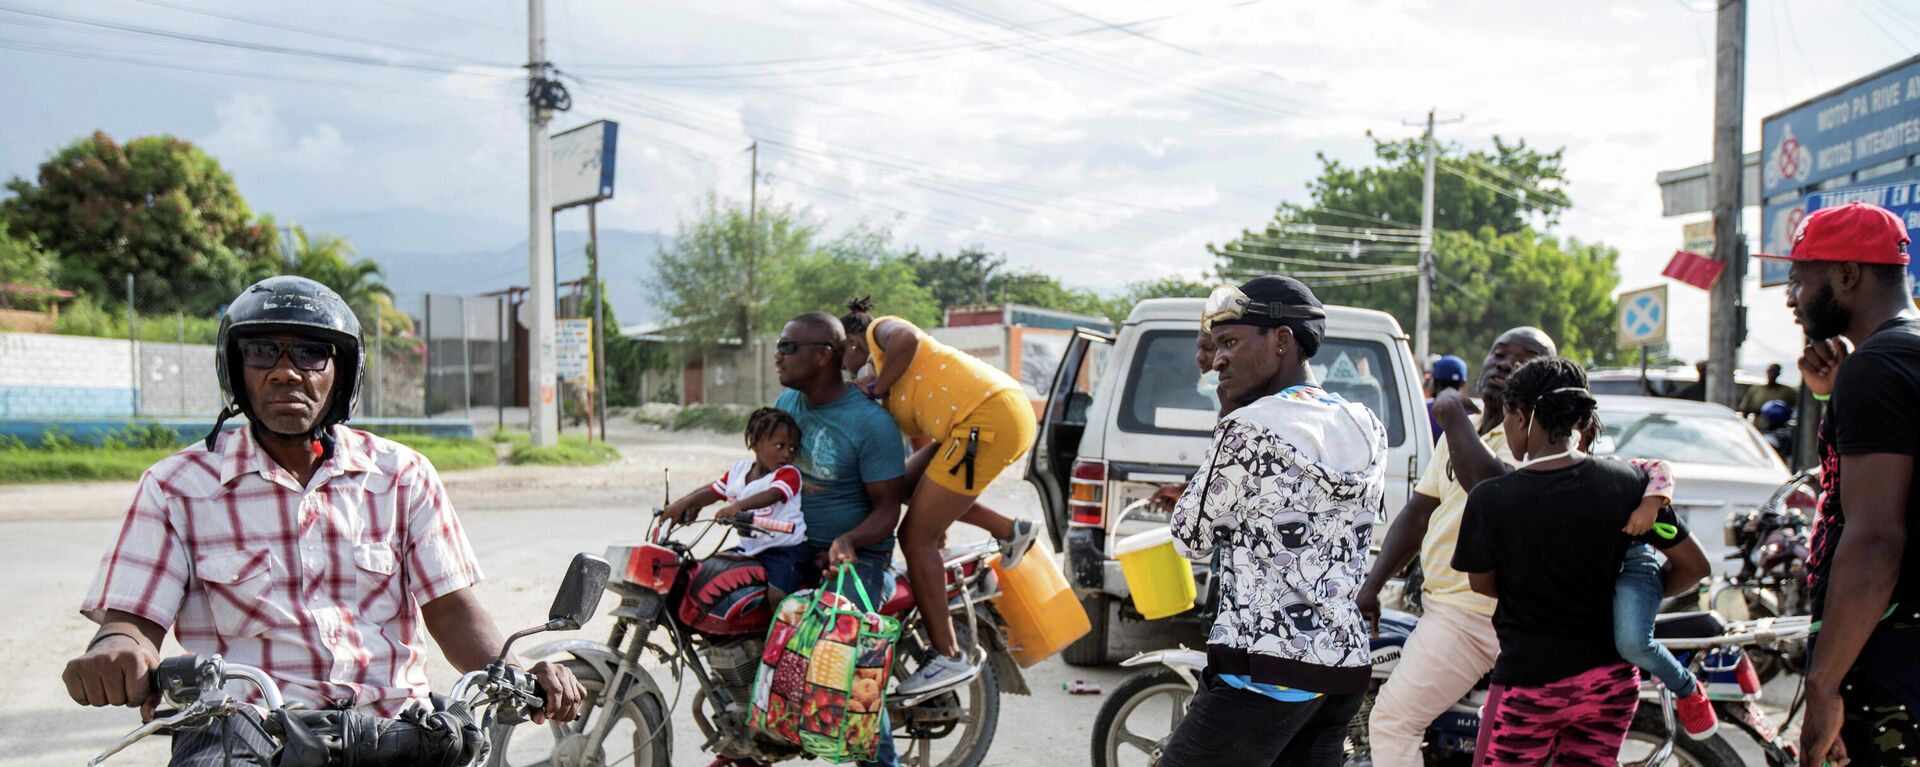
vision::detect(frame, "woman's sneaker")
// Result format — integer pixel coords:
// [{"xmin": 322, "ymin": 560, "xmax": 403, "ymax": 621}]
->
[
  {"xmin": 896, "ymin": 653, "xmax": 979, "ymax": 696},
  {"xmin": 999, "ymin": 519, "xmax": 1039, "ymax": 569},
  {"xmin": 1674, "ymin": 684, "xmax": 1719, "ymax": 740}
]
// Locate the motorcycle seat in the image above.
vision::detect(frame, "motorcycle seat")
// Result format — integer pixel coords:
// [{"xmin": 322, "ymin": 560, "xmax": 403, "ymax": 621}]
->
[
  {"xmin": 879, "ymin": 569, "xmax": 916, "ymax": 616},
  {"xmin": 1652, "ymin": 611, "xmax": 1727, "ymax": 639}
]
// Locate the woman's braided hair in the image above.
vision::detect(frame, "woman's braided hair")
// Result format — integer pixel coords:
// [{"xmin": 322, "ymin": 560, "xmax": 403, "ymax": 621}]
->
[
  {"xmin": 841, "ymin": 296, "xmax": 876, "ymax": 337},
  {"xmin": 745, "ymin": 407, "xmax": 800, "ymax": 448},
  {"xmin": 1503, "ymin": 357, "xmax": 1597, "ymax": 444}
]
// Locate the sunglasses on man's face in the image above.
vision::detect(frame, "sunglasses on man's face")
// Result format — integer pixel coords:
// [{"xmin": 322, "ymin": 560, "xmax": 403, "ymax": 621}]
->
[
  {"xmin": 775, "ymin": 339, "xmax": 835, "ymax": 355},
  {"xmin": 237, "ymin": 338, "xmax": 335, "ymax": 372}
]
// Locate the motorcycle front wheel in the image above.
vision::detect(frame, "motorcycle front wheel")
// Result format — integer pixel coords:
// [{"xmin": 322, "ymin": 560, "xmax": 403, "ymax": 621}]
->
[
  {"xmin": 1091, "ymin": 666, "xmax": 1192, "ymax": 767},
  {"xmin": 486, "ymin": 658, "xmax": 672, "ymax": 767}
]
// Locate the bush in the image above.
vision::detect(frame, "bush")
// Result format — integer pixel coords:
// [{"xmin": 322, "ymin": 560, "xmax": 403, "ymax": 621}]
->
[
  {"xmin": 102, "ymin": 422, "xmax": 185, "ymax": 450},
  {"xmin": 509, "ymin": 435, "xmax": 620, "ymax": 466},
  {"xmin": 671, "ymin": 404, "xmax": 751, "ymax": 434},
  {"xmin": 651, "ymin": 380, "xmax": 680, "ymax": 404}
]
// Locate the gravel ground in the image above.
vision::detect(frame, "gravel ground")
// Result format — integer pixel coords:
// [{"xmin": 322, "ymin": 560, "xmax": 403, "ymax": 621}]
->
[{"xmin": 0, "ymin": 418, "xmax": 1801, "ymax": 766}]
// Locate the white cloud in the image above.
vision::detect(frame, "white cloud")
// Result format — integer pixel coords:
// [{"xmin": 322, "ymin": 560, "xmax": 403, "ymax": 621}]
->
[{"xmin": 1610, "ymin": 6, "xmax": 1649, "ymax": 23}]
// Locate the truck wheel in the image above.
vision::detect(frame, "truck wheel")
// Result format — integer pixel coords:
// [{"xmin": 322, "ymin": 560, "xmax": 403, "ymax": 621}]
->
[{"xmin": 1062, "ymin": 594, "xmax": 1110, "ymax": 667}]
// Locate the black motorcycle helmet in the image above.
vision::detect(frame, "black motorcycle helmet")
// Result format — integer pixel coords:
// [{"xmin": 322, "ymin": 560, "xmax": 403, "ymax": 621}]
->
[{"xmin": 204, "ymin": 276, "xmax": 365, "ymax": 451}]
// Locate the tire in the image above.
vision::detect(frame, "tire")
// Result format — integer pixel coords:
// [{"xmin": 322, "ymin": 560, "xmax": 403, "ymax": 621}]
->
[
  {"xmin": 1062, "ymin": 594, "xmax": 1111, "ymax": 667},
  {"xmin": 1091, "ymin": 667, "xmax": 1194, "ymax": 767},
  {"xmin": 1618, "ymin": 703, "xmax": 1743, "ymax": 767},
  {"xmin": 892, "ymin": 621, "xmax": 1002, "ymax": 767},
  {"xmin": 487, "ymin": 657, "xmax": 671, "ymax": 767}
]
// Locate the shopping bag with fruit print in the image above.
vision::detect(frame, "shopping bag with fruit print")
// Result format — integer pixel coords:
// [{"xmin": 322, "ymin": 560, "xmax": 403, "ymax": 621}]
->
[{"xmin": 747, "ymin": 564, "xmax": 902, "ymax": 763}]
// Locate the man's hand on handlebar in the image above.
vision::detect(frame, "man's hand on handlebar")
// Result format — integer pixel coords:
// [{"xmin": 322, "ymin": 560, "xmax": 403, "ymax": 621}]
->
[
  {"xmin": 63, "ymin": 633, "xmax": 159, "ymax": 710},
  {"xmin": 525, "ymin": 660, "xmax": 585, "ymax": 725},
  {"xmin": 714, "ymin": 503, "xmax": 743, "ymax": 520}
]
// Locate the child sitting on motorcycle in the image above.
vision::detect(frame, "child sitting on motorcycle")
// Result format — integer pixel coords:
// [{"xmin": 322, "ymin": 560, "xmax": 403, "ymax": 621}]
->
[{"xmin": 663, "ymin": 408, "xmax": 809, "ymax": 563}]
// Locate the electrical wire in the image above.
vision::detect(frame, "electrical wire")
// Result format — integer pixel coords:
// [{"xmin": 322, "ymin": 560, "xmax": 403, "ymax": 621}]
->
[
  {"xmin": 0, "ymin": 3, "xmax": 520, "ymax": 78},
  {"xmin": 123, "ymin": 0, "xmax": 502, "ymax": 66}
]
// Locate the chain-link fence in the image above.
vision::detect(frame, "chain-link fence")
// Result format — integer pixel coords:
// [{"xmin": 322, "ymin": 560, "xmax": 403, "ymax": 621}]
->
[{"xmin": 0, "ymin": 273, "xmax": 674, "ymax": 429}]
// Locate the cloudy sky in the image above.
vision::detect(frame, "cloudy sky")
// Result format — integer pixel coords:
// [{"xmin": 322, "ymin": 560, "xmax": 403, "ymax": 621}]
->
[{"xmin": 4, "ymin": 0, "xmax": 1917, "ymax": 370}]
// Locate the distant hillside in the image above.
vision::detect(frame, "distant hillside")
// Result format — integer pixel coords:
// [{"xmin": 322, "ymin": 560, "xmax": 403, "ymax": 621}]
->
[{"xmin": 366, "ymin": 229, "xmax": 668, "ymax": 325}]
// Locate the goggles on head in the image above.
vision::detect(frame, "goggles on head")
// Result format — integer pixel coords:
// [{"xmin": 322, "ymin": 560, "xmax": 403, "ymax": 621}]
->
[{"xmin": 1201, "ymin": 284, "xmax": 1327, "ymax": 333}]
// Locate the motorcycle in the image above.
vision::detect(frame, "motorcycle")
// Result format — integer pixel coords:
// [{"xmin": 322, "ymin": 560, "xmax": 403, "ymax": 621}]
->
[
  {"xmin": 1707, "ymin": 467, "xmax": 1816, "ymax": 681},
  {"xmin": 90, "ymin": 553, "xmax": 612, "ymax": 767},
  {"xmin": 1090, "ymin": 609, "xmax": 1480, "ymax": 767},
  {"xmin": 1091, "ymin": 608, "xmax": 1811, "ymax": 767},
  {"xmin": 489, "ymin": 508, "xmax": 1024, "ymax": 767}
]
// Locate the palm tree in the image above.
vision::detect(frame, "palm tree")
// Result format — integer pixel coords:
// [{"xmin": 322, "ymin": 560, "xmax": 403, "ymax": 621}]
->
[{"xmin": 282, "ymin": 225, "xmax": 408, "ymax": 336}]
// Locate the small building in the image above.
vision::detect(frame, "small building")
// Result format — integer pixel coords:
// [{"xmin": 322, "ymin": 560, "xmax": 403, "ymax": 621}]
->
[{"xmin": 929, "ymin": 303, "xmax": 1114, "ymax": 405}]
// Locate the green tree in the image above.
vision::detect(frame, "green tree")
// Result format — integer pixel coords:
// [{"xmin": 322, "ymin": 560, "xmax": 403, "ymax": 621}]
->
[
  {"xmin": 904, "ymin": 247, "xmax": 1003, "ymax": 310},
  {"xmin": 767, "ymin": 224, "xmax": 939, "ymax": 330},
  {"xmin": 1211, "ymin": 135, "xmax": 1621, "ymax": 365},
  {"xmin": 1, "ymin": 132, "xmax": 278, "ymax": 313},
  {"xmin": 280, "ymin": 225, "xmax": 409, "ymax": 335},
  {"xmin": 1098, "ymin": 275, "xmax": 1214, "ymax": 325},
  {"xmin": 0, "ymin": 221, "xmax": 58, "ymax": 309},
  {"xmin": 650, "ymin": 194, "xmax": 814, "ymax": 346}
]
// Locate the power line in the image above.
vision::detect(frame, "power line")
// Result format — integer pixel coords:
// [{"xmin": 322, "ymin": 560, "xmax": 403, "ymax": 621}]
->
[
  {"xmin": 0, "ymin": 3, "xmax": 519, "ymax": 78},
  {"xmin": 0, "ymin": 36, "xmax": 516, "ymax": 103},
  {"xmin": 124, "ymin": 0, "xmax": 501, "ymax": 66}
]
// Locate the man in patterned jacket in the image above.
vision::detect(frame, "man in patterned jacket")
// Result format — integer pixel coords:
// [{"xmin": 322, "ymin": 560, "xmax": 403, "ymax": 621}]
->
[{"xmin": 1161, "ymin": 275, "xmax": 1389, "ymax": 767}]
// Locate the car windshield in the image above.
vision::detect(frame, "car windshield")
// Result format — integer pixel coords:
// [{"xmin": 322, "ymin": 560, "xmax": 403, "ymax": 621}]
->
[
  {"xmin": 1116, "ymin": 329, "xmax": 1405, "ymax": 445},
  {"xmin": 1591, "ymin": 406, "xmax": 1778, "ymax": 468}
]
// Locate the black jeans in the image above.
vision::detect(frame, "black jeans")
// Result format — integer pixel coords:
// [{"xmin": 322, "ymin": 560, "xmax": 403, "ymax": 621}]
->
[
  {"xmin": 170, "ymin": 708, "xmax": 276, "ymax": 766},
  {"xmin": 1157, "ymin": 670, "xmax": 1364, "ymax": 767}
]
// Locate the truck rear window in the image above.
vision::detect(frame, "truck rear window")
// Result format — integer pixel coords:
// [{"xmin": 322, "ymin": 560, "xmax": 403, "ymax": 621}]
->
[{"xmin": 1117, "ymin": 330, "xmax": 1405, "ymax": 445}]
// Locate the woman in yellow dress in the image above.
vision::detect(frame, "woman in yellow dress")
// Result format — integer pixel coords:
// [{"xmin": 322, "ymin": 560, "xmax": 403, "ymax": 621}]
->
[{"xmin": 839, "ymin": 298, "xmax": 1039, "ymax": 695}]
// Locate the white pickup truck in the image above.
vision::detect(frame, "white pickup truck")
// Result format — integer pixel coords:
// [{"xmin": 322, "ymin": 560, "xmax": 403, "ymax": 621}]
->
[{"xmin": 1025, "ymin": 297, "xmax": 1433, "ymax": 665}]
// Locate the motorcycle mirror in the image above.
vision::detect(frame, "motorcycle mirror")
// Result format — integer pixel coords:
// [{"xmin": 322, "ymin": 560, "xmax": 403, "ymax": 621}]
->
[{"xmin": 547, "ymin": 552, "xmax": 611, "ymax": 630}]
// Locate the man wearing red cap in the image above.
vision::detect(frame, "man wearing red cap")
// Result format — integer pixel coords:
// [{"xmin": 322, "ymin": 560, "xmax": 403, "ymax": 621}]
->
[{"xmin": 1761, "ymin": 201, "xmax": 1920, "ymax": 764}]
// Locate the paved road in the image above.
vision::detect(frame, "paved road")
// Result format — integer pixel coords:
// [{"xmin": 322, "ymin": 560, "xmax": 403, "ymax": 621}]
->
[
  {"xmin": 0, "ymin": 422, "xmax": 1188, "ymax": 767},
  {"xmin": 0, "ymin": 420, "xmax": 1799, "ymax": 766}
]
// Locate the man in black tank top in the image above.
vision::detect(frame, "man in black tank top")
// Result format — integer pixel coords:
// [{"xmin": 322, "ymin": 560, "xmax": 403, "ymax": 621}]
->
[{"xmin": 1761, "ymin": 202, "xmax": 1920, "ymax": 765}]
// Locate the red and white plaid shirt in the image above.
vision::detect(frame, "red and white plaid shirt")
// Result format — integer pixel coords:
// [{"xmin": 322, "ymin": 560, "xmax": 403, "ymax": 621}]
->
[{"xmin": 80, "ymin": 425, "xmax": 483, "ymax": 715}]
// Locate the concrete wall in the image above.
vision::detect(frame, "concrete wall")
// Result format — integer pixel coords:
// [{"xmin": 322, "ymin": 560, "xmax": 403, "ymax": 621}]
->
[
  {"xmin": 1, "ymin": 331, "xmax": 219, "ymax": 420},
  {"xmin": 697, "ymin": 337, "xmax": 781, "ymax": 407}
]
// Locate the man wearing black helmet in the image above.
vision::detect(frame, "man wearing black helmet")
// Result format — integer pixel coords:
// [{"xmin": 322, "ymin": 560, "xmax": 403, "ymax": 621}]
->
[{"xmin": 60, "ymin": 276, "xmax": 585, "ymax": 765}]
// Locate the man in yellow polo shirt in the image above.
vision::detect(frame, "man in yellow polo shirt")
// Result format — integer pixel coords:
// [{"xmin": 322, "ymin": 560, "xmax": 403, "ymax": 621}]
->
[{"xmin": 1355, "ymin": 327, "xmax": 1555, "ymax": 767}]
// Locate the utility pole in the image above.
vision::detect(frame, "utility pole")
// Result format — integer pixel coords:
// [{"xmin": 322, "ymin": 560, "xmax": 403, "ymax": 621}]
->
[
  {"xmin": 1408, "ymin": 108, "xmax": 1461, "ymax": 369},
  {"xmin": 1417, "ymin": 110, "xmax": 1437, "ymax": 368},
  {"xmin": 526, "ymin": 0, "xmax": 559, "ymax": 446},
  {"xmin": 1708, "ymin": 0, "xmax": 1747, "ymax": 408},
  {"xmin": 746, "ymin": 141, "xmax": 763, "ymax": 403}
]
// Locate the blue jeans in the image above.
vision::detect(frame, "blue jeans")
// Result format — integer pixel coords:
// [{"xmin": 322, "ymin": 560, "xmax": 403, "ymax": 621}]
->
[
  {"xmin": 1615, "ymin": 543, "xmax": 1697, "ymax": 696},
  {"xmin": 755, "ymin": 542, "xmax": 899, "ymax": 767}
]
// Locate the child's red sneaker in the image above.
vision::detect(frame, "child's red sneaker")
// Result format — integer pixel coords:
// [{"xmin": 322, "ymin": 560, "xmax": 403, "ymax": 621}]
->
[{"xmin": 1675, "ymin": 685, "xmax": 1720, "ymax": 741}]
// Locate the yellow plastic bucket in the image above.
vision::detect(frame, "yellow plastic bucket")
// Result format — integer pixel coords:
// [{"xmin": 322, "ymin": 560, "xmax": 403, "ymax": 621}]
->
[
  {"xmin": 1113, "ymin": 528, "xmax": 1196, "ymax": 620},
  {"xmin": 989, "ymin": 537, "xmax": 1090, "ymax": 667}
]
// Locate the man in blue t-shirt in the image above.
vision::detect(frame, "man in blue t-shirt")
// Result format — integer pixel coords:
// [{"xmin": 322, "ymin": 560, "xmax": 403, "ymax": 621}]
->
[
  {"xmin": 760, "ymin": 310, "xmax": 908, "ymax": 767},
  {"xmin": 763, "ymin": 310, "xmax": 908, "ymax": 596}
]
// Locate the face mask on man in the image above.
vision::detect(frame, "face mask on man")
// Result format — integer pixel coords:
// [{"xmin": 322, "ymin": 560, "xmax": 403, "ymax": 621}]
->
[{"xmin": 1198, "ymin": 370, "xmax": 1220, "ymax": 396}]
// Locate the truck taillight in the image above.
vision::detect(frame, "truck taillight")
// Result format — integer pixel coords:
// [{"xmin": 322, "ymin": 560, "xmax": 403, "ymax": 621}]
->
[{"xmin": 1070, "ymin": 459, "xmax": 1107, "ymax": 526}]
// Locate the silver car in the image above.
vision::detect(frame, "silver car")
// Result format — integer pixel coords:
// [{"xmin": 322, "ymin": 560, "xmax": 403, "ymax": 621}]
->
[{"xmin": 1589, "ymin": 395, "xmax": 1792, "ymax": 575}]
